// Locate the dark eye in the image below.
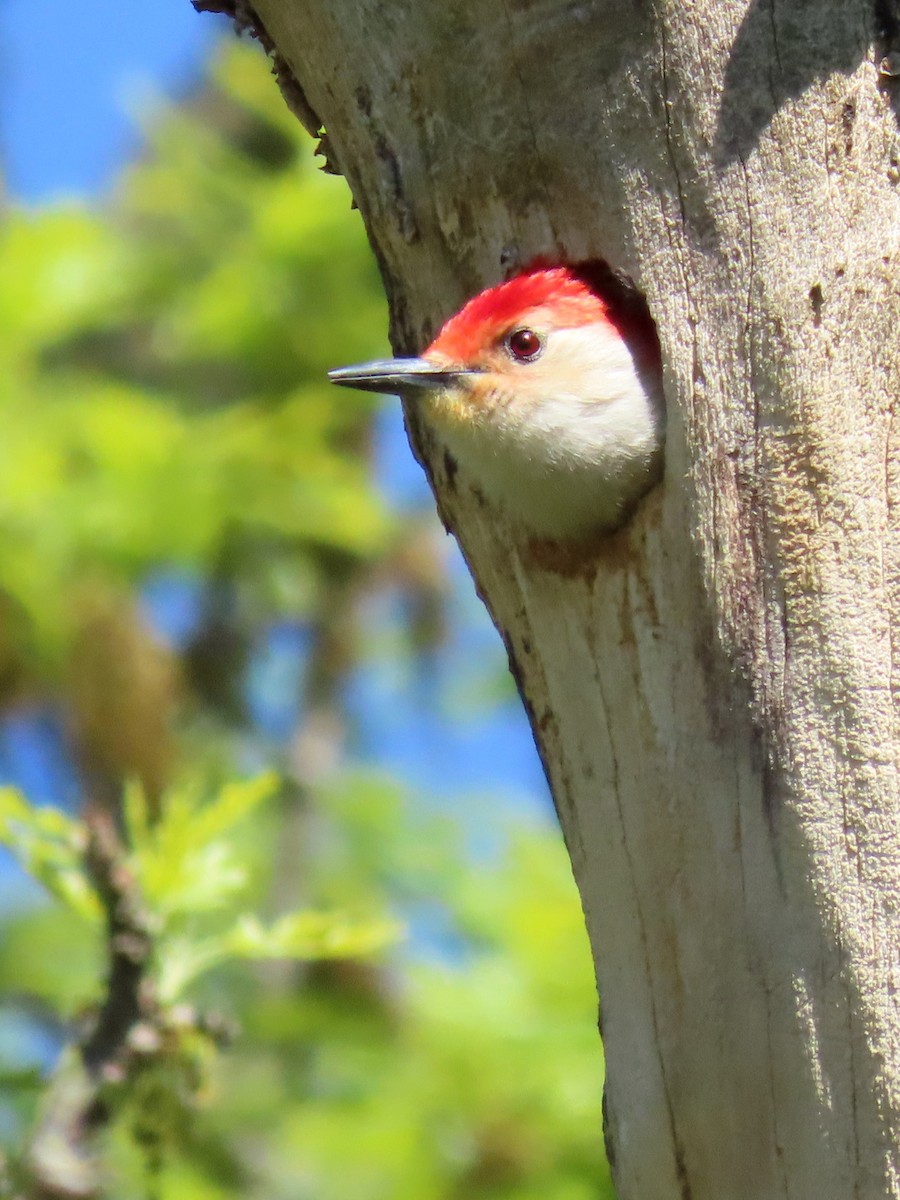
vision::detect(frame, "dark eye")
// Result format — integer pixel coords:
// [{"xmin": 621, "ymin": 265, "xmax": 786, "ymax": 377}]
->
[{"xmin": 505, "ymin": 328, "xmax": 543, "ymax": 362}]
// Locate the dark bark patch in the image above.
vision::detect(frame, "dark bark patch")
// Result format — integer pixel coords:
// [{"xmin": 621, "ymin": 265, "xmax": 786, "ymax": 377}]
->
[
  {"xmin": 442, "ymin": 448, "xmax": 459, "ymax": 491},
  {"xmin": 373, "ymin": 135, "xmax": 418, "ymax": 242},
  {"xmin": 501, "ymin": 633, "xmax": 555, "ymax": 797},
  {"xmin": 351, "ymin": 86, "xmax": 419, "ymax": 244},
  {"xmin": 602, "ymin": 1083, "xmax": 618, "ymax": 1174},
  {"xmin": 809, "ymin": 283, "xmax": 825, "ymax": 325},
  {"xmin": 355, "ymin": 85, "xmax": 373, "ymax": 119},
  {"xmin": 759, "ymin": 754, "xmax": 785, "ymax": 876},
  {"xmin": 674, "ymin": 1142, "xmax": 694, "ymax": 1200}
]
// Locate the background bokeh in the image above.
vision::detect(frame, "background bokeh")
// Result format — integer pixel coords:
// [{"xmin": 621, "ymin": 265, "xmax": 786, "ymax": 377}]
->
[{"xmin": 0, "ymin": 8, "xmax": 613, "ymax": 1197}]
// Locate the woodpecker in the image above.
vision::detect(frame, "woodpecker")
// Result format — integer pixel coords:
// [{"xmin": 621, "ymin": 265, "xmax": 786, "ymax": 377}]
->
[{"xmin": 329, "ymin": 264, "xmax": 664, "ymax": 539}]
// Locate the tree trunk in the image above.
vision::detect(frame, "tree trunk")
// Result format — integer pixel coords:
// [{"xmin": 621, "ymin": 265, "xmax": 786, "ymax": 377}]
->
[{"xmin": 197, "ymin": 1, "xmax": 900, "ymax": 1195}]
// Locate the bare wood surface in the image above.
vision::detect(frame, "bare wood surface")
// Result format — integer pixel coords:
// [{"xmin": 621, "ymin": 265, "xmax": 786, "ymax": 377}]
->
[{"xmin": 203, "ymin": 2, "xmax": 900, "ymax": 1195}]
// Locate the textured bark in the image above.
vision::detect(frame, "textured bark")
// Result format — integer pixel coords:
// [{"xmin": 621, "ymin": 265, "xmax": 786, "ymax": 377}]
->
[{"xmin": 202, "ymin": 2, "xmax": 900, "ymax": 1196}]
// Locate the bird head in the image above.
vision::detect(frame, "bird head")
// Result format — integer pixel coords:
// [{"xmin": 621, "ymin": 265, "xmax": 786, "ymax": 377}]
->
[
  {"xmin": 329, "ymin": 264, "xmax": 658, "ymax": 415},
  {"xmin": 329, "ymin": 263, "xmax": 664, "ymax": 537}
]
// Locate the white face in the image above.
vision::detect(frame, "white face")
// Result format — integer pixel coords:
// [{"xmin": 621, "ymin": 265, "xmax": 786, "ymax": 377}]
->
[{"xmin": 421, "ymin": 315, "xmax": 665, "ymax": 537}]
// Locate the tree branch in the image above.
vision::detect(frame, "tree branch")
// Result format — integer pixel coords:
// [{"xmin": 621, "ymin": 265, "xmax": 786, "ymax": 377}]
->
[{"xmin": 25, "ymin": 808, "xmax": 155, "ymax": 1200}]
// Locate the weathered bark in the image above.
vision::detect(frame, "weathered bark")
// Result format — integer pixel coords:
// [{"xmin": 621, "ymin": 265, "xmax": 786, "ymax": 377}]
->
[{"xmin": 196, "ymin": 2, "xmax": 900, "ymax": 1196}]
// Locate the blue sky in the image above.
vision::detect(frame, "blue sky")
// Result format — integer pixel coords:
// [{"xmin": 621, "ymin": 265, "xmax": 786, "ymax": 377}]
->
[
  {"xmin": 0, "ymin": 0, "xmax": 223, "ymax": 202},
  {"xmin": 0, "ymin": 0, "xmax": 549, "ymax": 848}
]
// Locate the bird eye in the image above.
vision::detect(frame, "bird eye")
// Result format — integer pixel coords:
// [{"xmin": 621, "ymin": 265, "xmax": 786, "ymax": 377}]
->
[{"xmin": 505, "ymin": 328, "xmax": 543, "ymax": 362}]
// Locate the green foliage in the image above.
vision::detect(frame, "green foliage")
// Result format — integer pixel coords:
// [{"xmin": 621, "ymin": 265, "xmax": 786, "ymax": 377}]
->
[
  {"xmin": 0, "ymin": 789, "xmax": 99, "ymax": 921},
  {"xmin": 100, "ymin": 776, "xmax": 611, "ymax": 1200},
  {"xmin": 0, "ymin": 778, "xmax": 401, "ymax": 1008},
  {"xmin": 0, "ymin": 40, "xmax": 390, "ymax": 683},
  {"xmin": 124, "ymin": 772, "xmax": 401, "ymax": 1004},
  {"xmin": 0, "ymin": 34, "xmax": 614, "ymax": 1200}
]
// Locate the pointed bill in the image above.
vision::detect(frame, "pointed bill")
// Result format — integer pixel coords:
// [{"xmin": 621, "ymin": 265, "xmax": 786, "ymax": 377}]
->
[{"xmin": 328, "ymin": 357, "xmax": 475, "ymax": 395}]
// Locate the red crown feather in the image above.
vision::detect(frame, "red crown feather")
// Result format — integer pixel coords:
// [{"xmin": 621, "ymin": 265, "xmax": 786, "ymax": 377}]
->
[
  {"xmin": 427, "ymin": 262, "xmax": 659, "ymax": 368},
  {"xmin": 427, "ymin": 267, "xmax": 612, "ymax": 362}
]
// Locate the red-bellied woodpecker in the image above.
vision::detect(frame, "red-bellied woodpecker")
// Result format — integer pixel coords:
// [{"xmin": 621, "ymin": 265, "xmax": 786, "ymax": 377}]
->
[{"xmin": 329, "ymin": 263, "xmax": 665, "ymax": 539}]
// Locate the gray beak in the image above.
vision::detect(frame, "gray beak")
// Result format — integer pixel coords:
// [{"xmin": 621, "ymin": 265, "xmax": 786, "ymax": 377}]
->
[{"xmin": 328, "ymin": 357, "xmax": 474, "ymax": 396}]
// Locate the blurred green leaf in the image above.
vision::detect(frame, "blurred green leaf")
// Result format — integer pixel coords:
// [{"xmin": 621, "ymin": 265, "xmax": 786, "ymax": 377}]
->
[
  {"xmin": 126, "ymin": 773, "xmax": 277, "ymax": 919},
  {"xmin": 0, "ymin": 790, "xmax": 99, "ymax": 921},
  {"xmin": 225, "ymin": 910, "xmax": 403, "ymax": 960}
]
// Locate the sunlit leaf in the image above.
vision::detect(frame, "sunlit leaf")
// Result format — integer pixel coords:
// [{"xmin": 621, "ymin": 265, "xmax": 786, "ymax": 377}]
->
[
  {"xmin": 225, "ymin": 910, "xmax": 403, "ymax": 960},
  {"xmin": 129, "ymin": 775, "xmax": 277, "ymax": 919},
  {"xmin": 0, "ymin": 789, "xmax": 99, "ymax": 921}
]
